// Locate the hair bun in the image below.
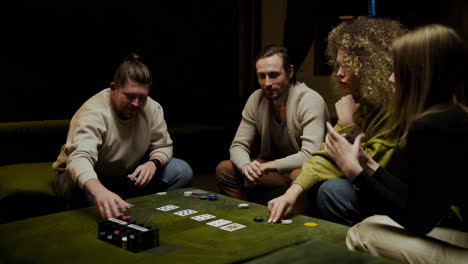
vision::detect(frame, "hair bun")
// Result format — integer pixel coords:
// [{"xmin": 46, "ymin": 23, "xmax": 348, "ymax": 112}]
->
[{"xmin": 125, "ymin": 53, "xmax": 142, "ymax": 62}]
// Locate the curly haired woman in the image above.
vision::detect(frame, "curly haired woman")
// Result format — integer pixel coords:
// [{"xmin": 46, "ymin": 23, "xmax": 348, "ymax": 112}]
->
[{"xmin": 267, "ymin": 17, "xmax": 406, "ymax": 224}]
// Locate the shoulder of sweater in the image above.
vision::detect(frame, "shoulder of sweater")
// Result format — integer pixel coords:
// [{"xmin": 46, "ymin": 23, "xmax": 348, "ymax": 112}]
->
[
  {"xmin": 249, "ymin": 88, "xmax": 264, "ymax": 99},
  {"xmin": 411, "ymin": 107, "xmax": 468, "ymax": 134},
  {"xmin": 145, "ymin": 96, "xmax": 163, "ymax": 110},
  {"xmin": 72, "ymin": 89, "xmax": 110, "ymax": 121},
  {"xmin": 244, "ymin": 88, "xmax": 264, "ymax": 107},
  {"xmin": 290, "ymin": 82, "xmax": 326, "ymax": 104},
  {"xmin": 416, "ymin": 106, "xmax": 466, "ymax": 125}
]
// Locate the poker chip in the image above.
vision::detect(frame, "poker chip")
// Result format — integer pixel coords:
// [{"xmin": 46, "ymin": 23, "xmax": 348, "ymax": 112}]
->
[
  {"xmin": 253, "ymin": 216, "xmax": 264, "ymax": 222},
  {"xmin": 200, "ymin": 195, "xmax": 209, "ymax": 200},
  {"xmin": 207, "ymin": 194, "xmax": 217, "ymax": 201},
  {"xmin": 156, "ymin": 192, "xmax": 167, "ymax": 196},
  {"xmin": 191, "ymin": 189, "xmax": 208, "ymax": 195},
  {"xmin": 281, "ymin": 219, "xmax": 292, "ymax": 224},
  {"xmin": 238, "ymin": 203, "xmax": 249, "ymax": 209},
  {"xmin": 304, "ymin": 222, "xmax": 318, "ymax": 227},
  {"xmin": 191, "ymin": 195, "xmax": 200, "ymax": 198},
  {"xmin": 184, "ymin": 191, "xmax": 192, "ymax": 196}
]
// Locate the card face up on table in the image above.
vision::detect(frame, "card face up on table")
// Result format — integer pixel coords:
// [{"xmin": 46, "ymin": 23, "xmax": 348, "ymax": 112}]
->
[
  {"xmin": 219, "ymin": 223, "xmax": 246, "ymax": 232},
  {"xmin": 156, "ymin": 205, "xmax": 180, "ymax": 212},
  {"xmin": 191, "ymin": 214, "xmax": 216, "ymax": 221},
  {"xmin": 206, "ymin": 219, "xmax": 232, "ymax": 227}
]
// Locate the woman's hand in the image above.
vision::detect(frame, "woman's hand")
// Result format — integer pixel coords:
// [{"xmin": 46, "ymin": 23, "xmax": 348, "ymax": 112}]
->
[
  {"xmin": 325, "ymin": 122, "xmax": 364, "ymax": 181},
  {"xmin": 335, "ymin": 95, "xmax": 360, "ymax": 127}
]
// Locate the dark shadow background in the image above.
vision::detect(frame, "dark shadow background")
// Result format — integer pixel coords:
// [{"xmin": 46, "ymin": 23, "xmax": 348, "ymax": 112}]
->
[
  {"xmin": 0, "ymin": 2, "xmax": 249, "ymax": 125},
  {"xmin": 2, "ymin": 1, "xmax": 466, "ymax": 123},
  {"xmin": 1, "ymin": 0, "xmax": 466, "ymax": 172},
  {"xmin": 283, "ymin": 0, "xmax": 468, "ymax": 78}
]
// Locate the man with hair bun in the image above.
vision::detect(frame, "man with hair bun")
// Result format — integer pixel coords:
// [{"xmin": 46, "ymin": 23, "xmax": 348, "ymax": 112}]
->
[{"xmin": 53, "ymin": 53, "xmax": 192, "ymax": 219}]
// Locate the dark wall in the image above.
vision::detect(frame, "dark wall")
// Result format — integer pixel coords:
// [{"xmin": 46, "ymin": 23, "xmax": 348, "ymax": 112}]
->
[
  {"xmin": 283, "ymin": 0, "xmax": 468, "ymax": 78},
  {"xmin": 2, "ymin": 1, "xmax": 466, "ymax": 124},
  {"xmin": 1, "ymin": 3, "xmax": 246, "ymax": 125},
  {"xmin": 378, "ymin": 0, "xmax": 468, "ymax": 35}
]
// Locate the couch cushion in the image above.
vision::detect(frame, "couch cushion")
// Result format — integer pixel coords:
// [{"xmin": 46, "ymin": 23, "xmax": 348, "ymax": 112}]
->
[
  {"xmin": 0, "ymin": 162, "xmax": 64, "ymax": 223},
  {"xmin": 0, "ymin": 120, "xmax": 70, "ymax": 166},
  {"xmin": 0, "ymin": 162, "xmax": 56, "ymax": 200}
]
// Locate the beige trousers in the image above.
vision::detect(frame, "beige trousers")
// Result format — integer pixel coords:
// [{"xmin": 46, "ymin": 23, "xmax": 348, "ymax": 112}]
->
[{"xmin": 346, "ymin": 215, "xmax": 468, "ymax": 264}]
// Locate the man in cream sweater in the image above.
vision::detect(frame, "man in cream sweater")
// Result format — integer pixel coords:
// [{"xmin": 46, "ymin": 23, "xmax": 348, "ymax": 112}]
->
[
  {"xmin": 216, "ymin": 44, "xmax": 329, "ymax": 206},
  {"xmin": 53, "ymin": 54, "xmax": 192, "ymax": 219}
]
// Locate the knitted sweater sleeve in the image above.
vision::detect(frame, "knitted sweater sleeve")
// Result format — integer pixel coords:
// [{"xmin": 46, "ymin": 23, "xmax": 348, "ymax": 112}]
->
[
  {"xmin": 66, "ymin": 110, "xmax": 104, "ymax": 188},
  {"xmin": 229, "ymin": 91, "xmax": 260, "ymax": 170},
  {"xmin": 148, "ymin": 103, "xmax": 173, "ymax": 164}
]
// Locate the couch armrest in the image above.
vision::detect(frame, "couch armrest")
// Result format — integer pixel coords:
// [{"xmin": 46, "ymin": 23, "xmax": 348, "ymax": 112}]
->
[{"xmin": 0, "ymin": 120, "xmax": 70, "ymax": 166}]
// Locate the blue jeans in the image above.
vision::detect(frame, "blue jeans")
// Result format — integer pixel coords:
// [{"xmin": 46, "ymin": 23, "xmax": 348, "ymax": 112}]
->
[
  {"xmin": 55, "ymin": 157, "xmax": 193, "ymax": 208},
  {"xmin": 157, "ymin": 157, "xmax": 193, "ymax": 191},
  {"xmin": 316, "ymin": 178, "xmax": 368, "ymax": 226}
]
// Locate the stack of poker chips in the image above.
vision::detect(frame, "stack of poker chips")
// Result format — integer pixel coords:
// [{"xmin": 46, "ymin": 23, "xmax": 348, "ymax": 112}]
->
[
  {"xmin": 207, "ymin": 194, "xmax": 217, "ymax": 201},
  {"xmin": 98, "ymin": 216, "xmax": 159, "ymax": 252}
]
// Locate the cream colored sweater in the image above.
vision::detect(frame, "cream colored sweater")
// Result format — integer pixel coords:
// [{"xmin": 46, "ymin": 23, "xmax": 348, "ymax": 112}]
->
[
  {"xmin": 53, "ymin": 88, "xmax": 173, "ymax": 188},
  {"xmin": 229, "ymin": 82, "xmax": 329, "ymax": 173}
]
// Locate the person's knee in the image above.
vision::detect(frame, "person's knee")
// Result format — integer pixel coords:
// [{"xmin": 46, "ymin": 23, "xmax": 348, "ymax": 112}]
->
[
  {"xmin": 316, "ymin": 178, "xmax": 358, "ymax": 221},
  {"xmin": 346, "ymin": 216, "xmax": 381, "ymax": 252},
  {"xmin": 164, "ymin": 158, "xmax": 193, "ymax": 186},
  {"xmin": 175, "ymin": 158, "xmax": 193, "ymax": 184},
  {"xmin": 215, "ymin": 160, "xmax": 235, "ymax": 182},
  {"xmin": 346, "ymin": 223, "xmax": 364, "ymax": 251},
  {"xmin": 317, "ymin": 178, "xmax": 352, "ymax": 204},
  {"xmin": 346, "ymin": 215, "xmax": 396, "ymax": 253}
]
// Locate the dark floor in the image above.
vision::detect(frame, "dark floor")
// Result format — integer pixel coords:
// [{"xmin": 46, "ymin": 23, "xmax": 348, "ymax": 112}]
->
[{"xmin": 190, "ymin": 170, "xmax": 218, "ymax": 193}]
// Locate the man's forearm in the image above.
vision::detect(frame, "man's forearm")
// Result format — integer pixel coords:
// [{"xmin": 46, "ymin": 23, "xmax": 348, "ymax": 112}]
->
[{"xmin": 83, "ymin": 178, "xmax": 107, "ymax": 198}]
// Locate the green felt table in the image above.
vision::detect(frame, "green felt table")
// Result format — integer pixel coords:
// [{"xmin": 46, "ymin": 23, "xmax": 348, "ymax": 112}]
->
[{"xmin": 0, "ymin": 188, "xmax": 397, "ymax": 264}]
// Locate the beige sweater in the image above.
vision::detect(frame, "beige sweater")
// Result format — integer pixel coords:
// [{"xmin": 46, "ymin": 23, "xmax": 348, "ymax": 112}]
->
[
  {"xmin": 53, "ymin": 88, "xmax": 173, "ymax": 188},
  {"xmin": 229, "ymin": 82, "xmax": 329, "ymax": 173}
]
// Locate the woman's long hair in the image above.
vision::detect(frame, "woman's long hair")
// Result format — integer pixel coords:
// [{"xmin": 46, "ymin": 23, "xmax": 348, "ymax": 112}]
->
[{"xmin": 387, "ymin": 24, "xmax": 466, "ymax": 147}]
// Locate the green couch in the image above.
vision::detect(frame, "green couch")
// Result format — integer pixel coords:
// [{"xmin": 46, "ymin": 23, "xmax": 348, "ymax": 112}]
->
[
  {"xmin": 0, "ymin": 119, "xmax": 234, "ymax": 223},
  {"xmin": 0, "ymin": 120, "xmax": 70, "ymax": 223}
]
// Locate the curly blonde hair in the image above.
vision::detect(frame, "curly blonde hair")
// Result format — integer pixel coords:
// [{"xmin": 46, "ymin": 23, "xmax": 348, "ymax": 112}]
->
[{"xmin": 326, "ymin": 17, "xmax": 406, "ymax": 106}]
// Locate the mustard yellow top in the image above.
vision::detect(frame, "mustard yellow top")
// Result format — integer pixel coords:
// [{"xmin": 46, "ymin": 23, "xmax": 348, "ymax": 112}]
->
[{"xmin": 294, "ymin": 106, "xmax": 399, "ymax": 190}]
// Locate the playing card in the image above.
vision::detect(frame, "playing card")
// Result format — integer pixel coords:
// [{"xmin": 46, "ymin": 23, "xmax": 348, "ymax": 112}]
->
[
  {"xmin": 191, "ymin": 214, "xmax": 216, "ymax": 222},
  {"xmin": 173, "ymin": 209, "xmax": 198, "ymax": 216},
  {"xmin": 156, "ymin": 205, "xmax": 179, "ymax": 212},
  {"xmin": 219, "ymin": 223, "xmax": 246, "ymax": 232},
  {"xmin": 206, "ymin": 219, "xmax": 232, "ymax": 227},
  {"xmin": 191, "ymin": 189, "xmax": 208, "ymax": 195}
]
